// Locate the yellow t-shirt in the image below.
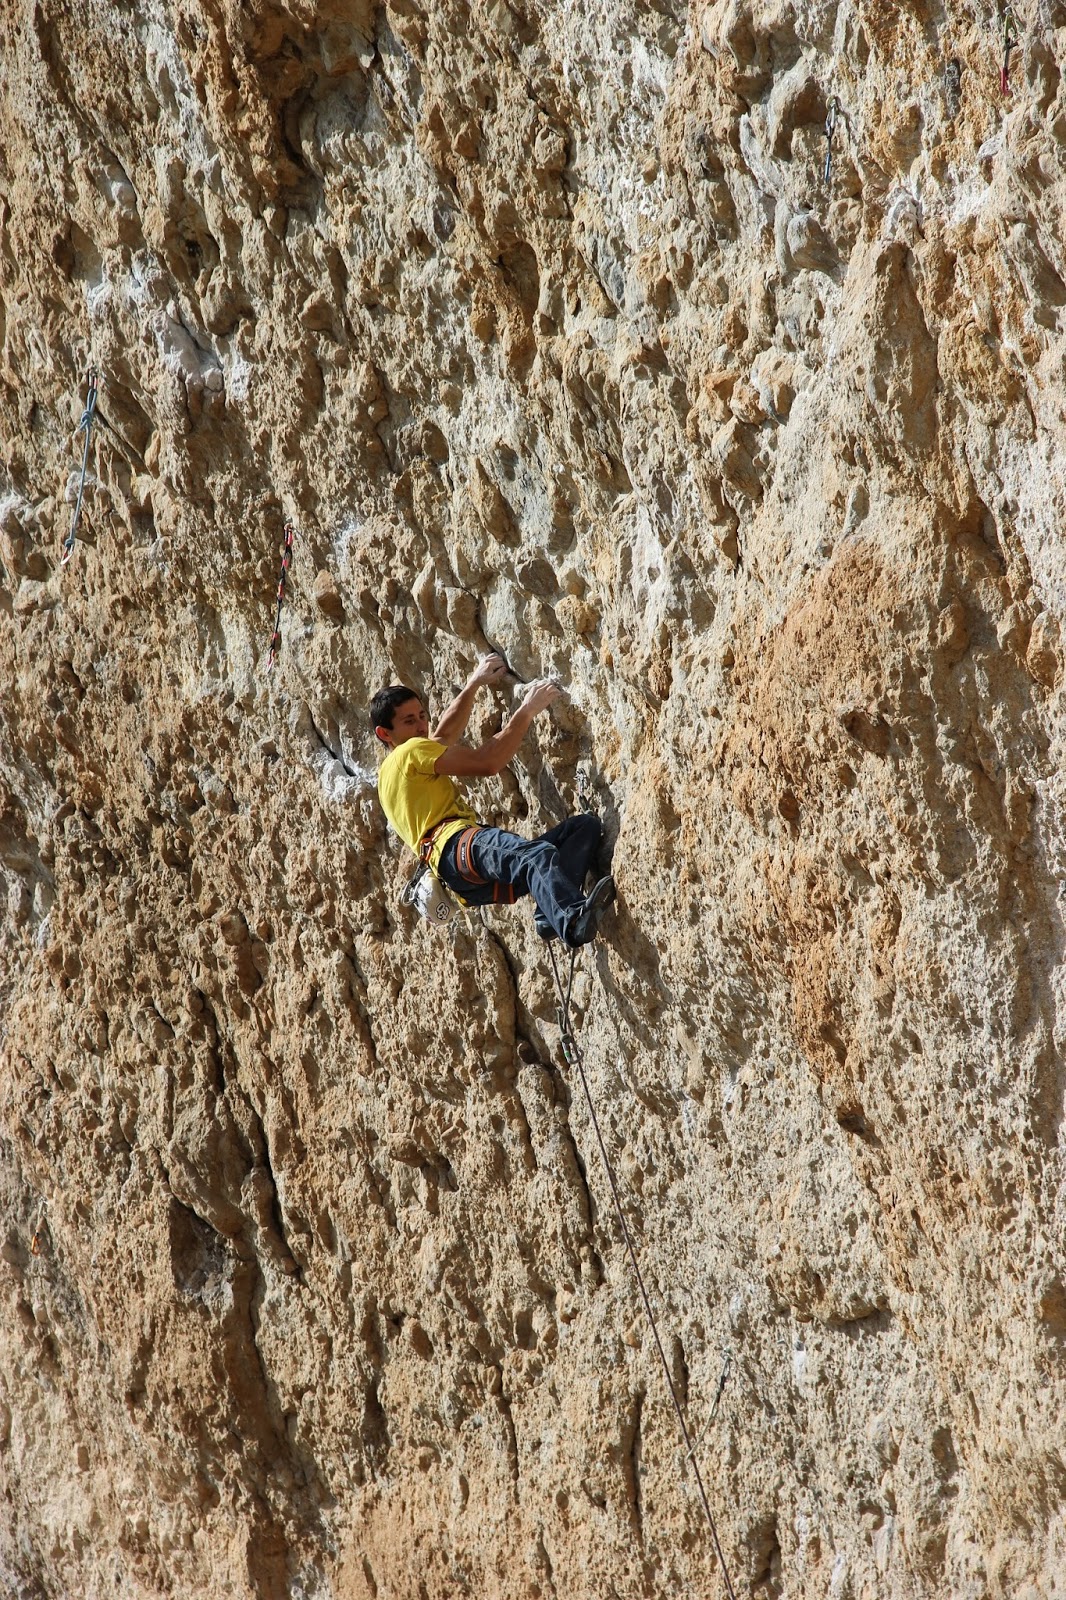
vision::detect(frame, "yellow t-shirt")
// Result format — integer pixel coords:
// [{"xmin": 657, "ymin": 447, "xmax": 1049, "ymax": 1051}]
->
[{"xmin": 378, "ymin": 738, "xmax": 479, "ymax": 871}]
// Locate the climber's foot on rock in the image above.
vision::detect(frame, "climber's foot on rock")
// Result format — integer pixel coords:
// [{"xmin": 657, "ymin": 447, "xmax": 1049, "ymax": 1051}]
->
[{"xmin": 564, "ymin": 876, "xmax": 615, "ymax": 949}]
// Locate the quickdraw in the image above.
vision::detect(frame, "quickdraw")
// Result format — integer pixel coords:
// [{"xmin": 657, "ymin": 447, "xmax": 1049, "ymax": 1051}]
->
[
  {"xmin": 709, "ymin": 1347, "xmax": 733, "ymax": 1420},
  {"xmin": 1001, "ymin": 6, "xmax": 1018, "ymax": 96},
  {"xmin": 545, "ymin": 944, "xmax": 739, "ymax": 1598},
  {"xmin": 823, "ymin": 95, "xmax": 840, "ymax": 186},
  {"xmin": 61, "ymin": 367, "xmax": 99, "ymax": 565},
  {"xmin": 266, "ymin": 520, "xmax": 296, "ymax": 670},
  {"xmin": 684, "ymin": 1348, "xmax": 733, "ymax": 1464}
]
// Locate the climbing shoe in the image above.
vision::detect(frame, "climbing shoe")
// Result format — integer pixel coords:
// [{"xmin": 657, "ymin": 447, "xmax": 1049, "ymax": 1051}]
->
[
  {"xmin": 534, "ymin": 915, "xmax": 558, "ymax": 942},
  {"xmin": 564, "ymin": 875, "xmax": 615, "ymax": 949}
]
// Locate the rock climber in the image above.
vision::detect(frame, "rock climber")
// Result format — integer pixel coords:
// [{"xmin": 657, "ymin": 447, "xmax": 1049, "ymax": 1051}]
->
[{"xmin": 370, "ymin": 654, "xmax": 614, "ymax": 947}]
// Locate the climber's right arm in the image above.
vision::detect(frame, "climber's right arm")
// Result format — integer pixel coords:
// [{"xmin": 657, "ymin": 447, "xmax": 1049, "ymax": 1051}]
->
[{"xmin": 435, "ymin": 679, "xmax": 561, "ymax": 778}]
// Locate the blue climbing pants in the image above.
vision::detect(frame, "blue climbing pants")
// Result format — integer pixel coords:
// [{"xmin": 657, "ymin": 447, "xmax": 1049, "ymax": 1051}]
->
[{"xmin": 437, "ymin": 814, "xmax": 602, "ymax": 940}]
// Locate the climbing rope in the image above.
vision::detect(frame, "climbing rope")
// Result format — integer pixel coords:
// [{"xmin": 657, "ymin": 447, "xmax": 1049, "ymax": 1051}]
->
[
  {"xmin": 266, "ymin": 519, "xmax": 297, "ymax": 670},
  {"xmin": 1001, "ymin": 5, "xmax": 1018, "ymax": 95},
  {"xmin": 823, "ymin": 96, "xmax": 840, "ymax": 187},
  {"xmin": 61, "ymin": 367, "xmax": 99, "ymax": 565},
  {"xmin": 546, "ymin": 944, "xmax": 738, "ymax": 1600}
]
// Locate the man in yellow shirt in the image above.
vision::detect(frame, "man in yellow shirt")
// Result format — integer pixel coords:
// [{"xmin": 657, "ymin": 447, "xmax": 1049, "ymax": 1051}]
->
[{"xmin": 371, "ymin": 655, "xmax": 614, "ymax": 947}]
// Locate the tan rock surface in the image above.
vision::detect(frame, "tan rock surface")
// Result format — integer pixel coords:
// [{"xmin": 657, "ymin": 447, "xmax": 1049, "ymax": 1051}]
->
[{"xmin": 2, "ymin": 0, "xmax": 1066, "ymax": 1595}]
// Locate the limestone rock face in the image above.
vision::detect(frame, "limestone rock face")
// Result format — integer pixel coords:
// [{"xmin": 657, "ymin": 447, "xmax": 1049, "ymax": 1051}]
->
[{"xmin": 1, "ymin": 0, "xmax": 1066, "ymax": 1595}]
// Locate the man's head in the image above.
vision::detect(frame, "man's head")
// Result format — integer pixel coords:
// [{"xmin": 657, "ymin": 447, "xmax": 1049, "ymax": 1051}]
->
[{"xmin": 369, "ymin": 684, "xmax": 429, "ymax": 748}]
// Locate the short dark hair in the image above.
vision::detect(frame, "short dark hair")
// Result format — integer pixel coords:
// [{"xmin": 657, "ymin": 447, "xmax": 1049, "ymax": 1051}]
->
[{"xmin": 369, "ymin": 684, "xmax": 420, "ymax": 734}]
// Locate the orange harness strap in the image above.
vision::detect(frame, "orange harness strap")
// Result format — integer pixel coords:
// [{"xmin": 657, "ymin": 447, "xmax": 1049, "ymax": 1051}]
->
[
  {"xmin": 419, "ymin": 814, "xmax": 464, "ymax": 866},
  {"xmin": 454, "ymin": 827, "xmax": 486, "ymax": 884},
  {"xmin": 454, "ymin": 826, "xmax": 517, "ymax": 905}
]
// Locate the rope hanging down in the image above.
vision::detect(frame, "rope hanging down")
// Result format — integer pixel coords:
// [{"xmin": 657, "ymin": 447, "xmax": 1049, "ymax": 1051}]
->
[
  {"xmin": 546, "ymin": 944, "xmax": 738, "ymax": 1600},
  {"xmin": 267, "ymin": 519, "xmax": 297, "ymax": 670},
  {"xmin": 61, "ymin": 367, "xmax": 99, "ymax": 565}
]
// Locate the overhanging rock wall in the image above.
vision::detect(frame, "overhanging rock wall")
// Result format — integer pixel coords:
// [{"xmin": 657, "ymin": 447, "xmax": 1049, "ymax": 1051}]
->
[{"xmin": 2, "ymin": 1, "xmax": 1066, "ymax": 1595}]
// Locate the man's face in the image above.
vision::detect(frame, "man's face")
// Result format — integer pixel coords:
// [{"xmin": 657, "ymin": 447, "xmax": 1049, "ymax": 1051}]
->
[{"xmin": 377, "ymin": 696, "xmax": 429, "ymax": 748}]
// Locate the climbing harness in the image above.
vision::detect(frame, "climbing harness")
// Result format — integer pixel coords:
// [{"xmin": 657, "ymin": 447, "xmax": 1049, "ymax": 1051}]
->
[
  {"xmin": 1001, "ymin": 6, "xmax": 1018, "ymax": 95},
  {"xmin": 417, "ymin": 820, "xmax": 518, "ymax": 910},
  {"xmin": 418, "ymin": 815, "xmax": 466, "ymax": 869},
  {"xmin": 823, "ymin": 96, "xmax": 840, "ymax": 187},
  {"xmin": 61, "ymin": 367, "xmax": 99, "ymax": 565},
  {"xmin": 266, "ymin": 520, "xmax": 296, "ymax": 670},
  {"xmin": 452, "ymin": 826, "xmax": 517, "ymax": 903},
  {"xmin": 546, "ymin": 944, "xmax": 738, "ymax": 1600}
]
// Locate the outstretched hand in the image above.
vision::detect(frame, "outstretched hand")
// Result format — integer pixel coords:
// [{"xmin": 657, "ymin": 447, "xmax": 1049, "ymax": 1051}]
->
[
  {"xmin": 519, "ymin": 677, "xmax": 563, "ymax": 717},
  {"xmin": 467, "ymin": 652, "xmax": 509, "ymax": 690}
]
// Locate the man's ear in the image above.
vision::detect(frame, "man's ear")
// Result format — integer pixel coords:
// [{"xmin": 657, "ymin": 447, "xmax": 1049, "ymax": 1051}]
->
[{"xmin": 374, "ymin": 726, "xmax": 393, "ymax": 746}]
